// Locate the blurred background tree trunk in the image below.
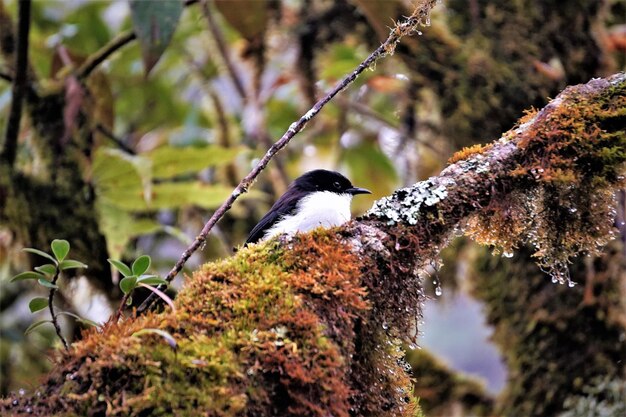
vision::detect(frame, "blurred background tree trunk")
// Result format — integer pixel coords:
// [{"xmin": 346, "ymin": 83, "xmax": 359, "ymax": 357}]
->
[{"xmin": 1, "ymin": 0, "xmax": 624, "ymax": 414}]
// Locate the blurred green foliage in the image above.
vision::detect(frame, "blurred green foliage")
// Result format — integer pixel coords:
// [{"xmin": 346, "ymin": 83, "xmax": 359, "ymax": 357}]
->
[{"xmin": 0, "ymin": 0, "xmax": 624, "ymax": 414}]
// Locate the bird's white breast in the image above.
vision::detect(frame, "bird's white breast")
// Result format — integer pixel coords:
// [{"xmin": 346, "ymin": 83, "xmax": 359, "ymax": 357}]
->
[{"xmin": 263, "ymin": 191, "xmax": 353, "ymax": 241}]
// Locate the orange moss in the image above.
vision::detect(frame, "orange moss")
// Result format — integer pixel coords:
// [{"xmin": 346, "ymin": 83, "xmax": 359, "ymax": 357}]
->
[
  {"xmin": 517, "ymin": 107, "xmax": 539, "ymax": 125},
  {"xmin": 4, "ymin": 230, "xmax": 413, "ymax": 417},
  {"xmin": 447, "ymin": 143, "xmax": 492, "ymax": 164},
  {"xmin": 465, "ymin": 77, "xmax": 626, "ymax": 281}
]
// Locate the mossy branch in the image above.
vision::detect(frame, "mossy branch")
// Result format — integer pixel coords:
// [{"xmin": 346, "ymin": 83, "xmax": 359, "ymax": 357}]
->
[
  {"xmin": 363, "ymin": 72, "xmax": 625, "ymax": 283},
  {"xmin": 137, "ymin": 0, "xmax": 440, "ymax": 313},
  {"xmin": 2, "ymin": 73, "xmax": 624, "ymax": 417}
]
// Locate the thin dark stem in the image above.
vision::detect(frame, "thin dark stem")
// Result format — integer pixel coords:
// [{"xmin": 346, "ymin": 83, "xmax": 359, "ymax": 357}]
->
[
  {"xmin": 113, "ymin": 293, "xmax": 131, "ymax": 323},
  {"xmin": 49, "ymin": 267, "xmax": 69, "ymax": 350},
  {"xmin": 77, "ymin": 31, "xmax": 136, "ymax": 80},
  {"xmin": 0, "ymin": 70, "xmax": 11, "ymax": 82},
  {"xmin": 201, "ymin": 0, "xmax": 289, "ymax": 189},
  {"xmin": 201, "ymin": 0, "xmax": 247, "ymax": 99},
  {"xmin": 95, "ymin": 124, "xmax": 136, "ymax": 155},
  {"xmin": 1, "ymin": 0, "xmax": 31, "ymax": 169},
  {"xmin": 207, "ymin": 88, "xmax": 239, "ymax": 186},
  {"xmin": 137, "ymin": 1, "xmax": 437, "ymax": 313},
  {"xmin": 76, "ymin": 0, "xmax": 199, "ymax": 80}
]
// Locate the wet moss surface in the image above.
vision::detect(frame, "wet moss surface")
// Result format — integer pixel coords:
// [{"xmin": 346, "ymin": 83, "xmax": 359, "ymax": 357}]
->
[
  {"xmin": 1, "ymin": 231, "xmax": 422, "ymax": 417},
  {"xmin": 472, "ymin": 242, "xmax": 625, "ymax": 416}
]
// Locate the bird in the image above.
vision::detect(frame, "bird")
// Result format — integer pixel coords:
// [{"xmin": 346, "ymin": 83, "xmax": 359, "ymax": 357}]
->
[{"xmin": 245, "ymin": 169, "xmax": 371, "ymax": 244}]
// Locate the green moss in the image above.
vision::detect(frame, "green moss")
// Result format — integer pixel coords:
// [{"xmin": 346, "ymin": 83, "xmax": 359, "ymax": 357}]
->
[
  {"xmin": 3, "ymin": 229, "xmax": 423, "ymax": 416},
  {"xmin": 406, "ymin": 349, "xmax": 494, "ymax": 416},
  {"xmin": 464, "ymin": 75, "xmax": 626, "ymax": 282},
  {"xmin": 472, "ymin": 242, "xmax": 625, "ymax": 416},
  {"xmin": 397, "ymin": 0, "xmax": 615, "ymax": 147}
]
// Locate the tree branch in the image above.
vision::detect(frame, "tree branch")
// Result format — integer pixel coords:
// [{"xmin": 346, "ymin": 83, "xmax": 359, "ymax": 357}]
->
[
  {"xmin": 1, "ymin": 0, "xmax": 31, "ymax": 170},
  {"xmin": 201, "ymin": 0, "xmax": 247, "ymax": 99},
  {"xmin": 76, "ymin": 30, "xmax": 136, "ymax": 80},
  {"xmin": 360, "ymin": 72, "xmax": 626, "ymax": 283},
  {"xmin": 137, "ymin": 0, "xmax": 440, "ymax": 313},
  {"xmin": 95, "ymin": 124, "xmax": 136, "ymax": 155},
  {"xmin": 0, "ymin": 69, "xmax": 11, "ymax": 82},
  {"xmin": 5, "ymin": 72, "xmax": 624, "ymax": 417},
  {"xmin": 76, "ymin": 0, "xmax": 200, "ymax": 80}
]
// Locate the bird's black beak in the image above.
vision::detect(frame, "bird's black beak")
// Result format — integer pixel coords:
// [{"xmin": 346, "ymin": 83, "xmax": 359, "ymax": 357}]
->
[{"xmin": 346, "ymin": 186, "xmax": 372, "ymax": 195}]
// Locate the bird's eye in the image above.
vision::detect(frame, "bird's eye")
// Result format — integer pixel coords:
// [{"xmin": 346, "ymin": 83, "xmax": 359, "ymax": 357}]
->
[{"xmin": 333, "ymin": 181, "xmax": 341, "ymax": 189}]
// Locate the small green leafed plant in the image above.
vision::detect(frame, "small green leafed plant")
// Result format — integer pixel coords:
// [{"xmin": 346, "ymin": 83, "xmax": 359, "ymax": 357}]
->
[
  {"xmin": 108, "ymin": 255, "xmax": 172, "ymax": 320},
  {"xmin": 10, "ymin": 239, "xmax": 93, "ymax": 348}
]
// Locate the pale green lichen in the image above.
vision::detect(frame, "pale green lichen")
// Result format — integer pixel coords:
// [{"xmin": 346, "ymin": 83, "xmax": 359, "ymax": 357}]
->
[{"xmin": 367, "ymin": 178, "xmax": 453, "ymax": 225}]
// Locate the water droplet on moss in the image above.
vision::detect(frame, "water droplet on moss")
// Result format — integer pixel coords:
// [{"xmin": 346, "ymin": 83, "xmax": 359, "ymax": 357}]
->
[{"xmin": 435, "ymin": 286, "xmax": 442, "ymax": 296}]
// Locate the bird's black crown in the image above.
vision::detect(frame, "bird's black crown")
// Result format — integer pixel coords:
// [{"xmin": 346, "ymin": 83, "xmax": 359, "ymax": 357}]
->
[{"xmin": 292, "ymin": 169, "xmax": 355, "ymax": 194}]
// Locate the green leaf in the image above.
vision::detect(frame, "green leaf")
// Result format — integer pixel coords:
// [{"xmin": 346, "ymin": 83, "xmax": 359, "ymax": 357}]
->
[
  {"xmin": 147, "ymin": 145, "xmax": 243, "ymax": 179},
  {"xmin": 132, "ymin": 328, "xmax": 177, "ymax": 349},
  {"xmin": 137, "ymin": 275, "xmax": 167, "ymax": 286},
  {"xmin": 120, "ymin": 276, "xmax": 138, "ymax": 295},
  {"xmin": 23, "ymin": 248, "xmax": 57, "ymax": 263},
  {"xmin": 29, "ymin": 297, "xmax": 49, "ymax": 313},
  {"xmin": 56, "ymin": 311, "xmax": 99, "ymax": 328},
  {"xmin": 214, "ymin": 0, "xmax": 268, "ymax": 41},
  {"xmin": 130, "ymin": 0, "xmax": 183, "ymax": 74},
  {"xmin": 37, "ymin": 278, "xmax": 59, "ymax": 289},
  {"xmin": 108, "ymin": 259, "xmax": 132, "ymax": 277},
  {"xmin": 132, "ymin": 255, "xmax": 151, "ymax": 276},
  {"xmin": 126, "ymin": 296, "xmax": 133, "ymax": 306},
  {"xmin": 51, "ymin": 239, "xmax": 70, "ymax": 262},
  {"xmin": 99, "ymin": 204, "xmax": 163, "ymax": 261},
  {"xmin": 320, "ymin": 43, "xmax": 368, "ymax": 81},
  {"xmin": 103, "ymin": 182, "xmax": 234, "ymax": 211},
  {"xmin": 59, "ymin": 260, "xmax": 88, "ymax": 270},
  {"xmin": 24, "ymin": 320, "xmax": 53, "ymax": 335},
  {"xmin": 150, "ymin": 182, "xmax": 234, "ymax": 210},
  {"xmin": 10, "ymin": 271, "xmax": 44, "ymax": 282},
  {"xmin": 35, "ymin": 264, "xmax": 57, "ymax": 276},
  {"xmin": 92, "ymin": 148, "xmax": 145, "ymax": 190}
]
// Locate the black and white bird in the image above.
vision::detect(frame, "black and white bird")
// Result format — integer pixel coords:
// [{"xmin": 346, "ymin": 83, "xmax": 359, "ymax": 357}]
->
[{"xmin": 245, "ymin": 169, "xmax": 371, "ymax": 244}]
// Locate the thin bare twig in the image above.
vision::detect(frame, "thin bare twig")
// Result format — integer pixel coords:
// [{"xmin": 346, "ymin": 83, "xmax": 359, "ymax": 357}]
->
[
  {"xmin": 77, "ymin": 31, "xmax": 136, "ymax": 80},
  {"xmin": 113, "ymin": 292, "xmax": 131, "ymax": 323},
  {"xmin": 337, "ymin": 96, "xmax": 445, "ymax": 158},
  {"xmin": 0, "ymin": 69, "xmax": 11, "ymax": 82},
  {"xmin": 1, "ymin": 0, "xmax": 31, "ymax": 169},
  {"xmin": 77, "ymin": 0, "xmax": 200, "ymax": 80},
  {"xmin": 95, "ymin": 124, "xmax": 136, "ymax": 155},
  {"xmin": 199, "ymin": 3, "xmax": 292, "ymax": 191},
  {"xmin": 49, "ymin": 267, "xmax": 69, "ymax": 350},
  {"xmin": 201, "ymin": 0, "xmax": 247, "ymax": 99},
  {"xmin": 138, "ymin": 0, "xmax": 438, "ymax": 313}
]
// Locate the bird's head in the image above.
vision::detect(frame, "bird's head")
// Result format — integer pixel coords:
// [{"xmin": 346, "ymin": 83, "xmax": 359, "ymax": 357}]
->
[{"xmin": 292, "ymin": 169, "xmax": 371, "ymax": 196}]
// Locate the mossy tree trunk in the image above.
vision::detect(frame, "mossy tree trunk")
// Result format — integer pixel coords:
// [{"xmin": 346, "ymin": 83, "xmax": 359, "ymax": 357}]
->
[
  {"xmin": 1, "ymin": 73, "xmax": 623, "ymax": 416},
  {"xmin": 0, "ymin": 3, "xmax": 113, "ymax": 294}
]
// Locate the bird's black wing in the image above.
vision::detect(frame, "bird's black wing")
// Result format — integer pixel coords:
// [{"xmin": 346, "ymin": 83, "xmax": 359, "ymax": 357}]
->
[{"xmin": 245, "ymin": 190, "xmax": 303, "ymax": 244}]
